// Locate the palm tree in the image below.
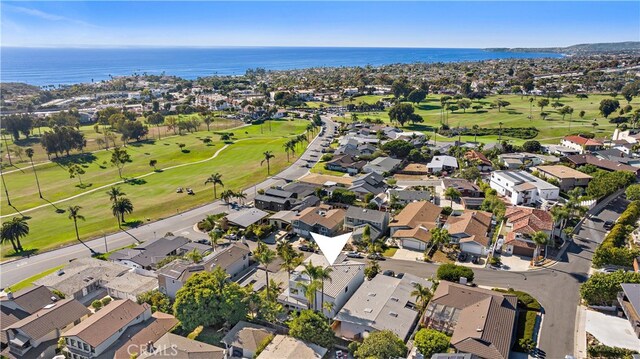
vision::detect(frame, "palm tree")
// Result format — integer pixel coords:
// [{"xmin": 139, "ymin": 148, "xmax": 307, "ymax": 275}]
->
[
  {"xmin": 317, "ymin": 266, "xmax": 333, "ymax": 314},
  {"xmin": 68, "ymin": 205, "xmax": 95, "ymax": 254},
  {"xmin": 531, "ymin": 231, "xmax": 549, "ymax": 260},
  {"xmin": 255, "ymin": 241, "xmax": 276, "ymax": 301},
  {"xmin": 302, "ymin": 261, "xmax": 321, "ymax": 310},
  {"xmin": 112, "ymin": 197, "xmax": 134, "ymax": 226},
  {"xmin": 444, "ymin": 187, "xmax": 461, "ymax": 207},
  {"xmin": 204, "ymin": 173, "xmax": 224, "ymax": 199},
  {"xmin": 261, "ymin": 151, "xmax": 275, "ymax": 175},
  {"xmin": 25, "ymin": 148, "xmax": 42, "ymax": 198},
  {"xmin": 234, "ymin": 191, "xmax": 247, "ymax": 205},
  {"xmin": 428, "ymin": 228, "xmax": 451, "ymax": 254},
  {"xmin": 277, "ymin": 241, "xmax": 303, "ymax": 281},
  {"xmin": 411, "ymin": 282, "xmax": 433, "ymax": 313},
  {"xmin": 472, "ymin": 124, "xmax": 479, "ymax": 144},
  {"xmin": 185, "ymin": 248, "xmax": 203, "ymax": 263},
  {"xmin": 106, "ymin": 186, "xmax": 125, "ymax": 203},
  {"xmin": 297, "ymin": 280, "xmax": 320, "ymax": 310},
  {"xmin": 1, "ymin": 216, "xmax": 28, "ymax": 253},
  {"xmin": 550, "ymin": 206, "xmax": 569, "ymax": 240},
  {"xmin": 208, "ymin": 229, "xmax": 221, "ymax": 252},
  {"xmin": 220, "ymin": 189, "xmax": 235, "ymax": 204}
]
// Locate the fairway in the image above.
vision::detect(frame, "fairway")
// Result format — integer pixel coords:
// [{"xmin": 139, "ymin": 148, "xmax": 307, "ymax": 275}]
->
[
  {"xmin": 1, "ymin": 119, "xmax": 309, "ymax": 257},
  {"xmin": 335, "ymin": 94, "xmax": 638, "ymax": 144}
]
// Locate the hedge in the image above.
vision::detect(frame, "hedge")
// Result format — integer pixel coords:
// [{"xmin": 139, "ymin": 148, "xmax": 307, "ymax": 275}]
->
[
  {"xmin": 437, "ymin": 264, "xmax": 475, "ymax": 282},
  {"xmin": 493, "ymin": 288, "xmax": 541, "ymax": 311},
  {"xmin": 587, "ymin": 344, "xmax": 638, "ymax": 358},
  {"xmin": 592, "ymin": 200, "xmax": 640, "ymax": 268}
]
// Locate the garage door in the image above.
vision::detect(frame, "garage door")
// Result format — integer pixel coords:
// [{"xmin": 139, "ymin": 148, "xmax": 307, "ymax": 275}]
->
[{"xmin": 461, "ymin": 242, "xmax": 482, "ymax": 255}]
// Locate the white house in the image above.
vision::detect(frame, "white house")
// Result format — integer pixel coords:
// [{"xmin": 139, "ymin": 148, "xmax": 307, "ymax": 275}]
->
[
  {"xmin": 490, "ymin": 171, "xmax": 559, "ymax": 206},
  {"xmin": 279, "ymin": 254, "xmax": 364, "ymax": 317},
  {"xmin": 426, "ymin": 156, "xmax": 458, "ymax": 173}
]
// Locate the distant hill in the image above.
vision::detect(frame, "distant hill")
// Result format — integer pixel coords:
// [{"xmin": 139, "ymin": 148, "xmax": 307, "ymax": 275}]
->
[
  {"xmin": 0, "ymin": 82, "xmax": 42, "ymax": 97},
  {"xmin": 486, "ymin": 41, "xmax": 640, "ymax": 54}
]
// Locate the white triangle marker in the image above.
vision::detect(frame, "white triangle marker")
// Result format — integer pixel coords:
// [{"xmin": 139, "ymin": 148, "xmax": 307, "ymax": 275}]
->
[{"xmin": 310, "ymin": 232, "xmax": 352, "ymax": 266}]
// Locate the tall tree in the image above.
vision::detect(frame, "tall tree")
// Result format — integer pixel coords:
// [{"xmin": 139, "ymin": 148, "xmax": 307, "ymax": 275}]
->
[
  {"xmin": 112, "ymin": 196, "xmax": 134, "ymax": 226},
  {"xmin": 531, "ymin": 231, "xmax": 549, "ymax": 260},
  {"xmin": 411, "ymin": 282, "xmax": 433, "ymax": 313},
  {"xmin": 444, "ymin": 187, "xmax": 461, "ymax": 207},
  {"xmin": 261, "ymin": 151, "xmax": 275, "ymax": 175},
  {"xmin": 288, "ymin": 310, "xmax": 335, "ymax": 348},
  {"xmin": 255, "ymin": 241, "xmax": 276, "ymax": 301},
  {"xmin": 68, "ymin": 164, "xmax": 86, "ymax": 186},
  {"xmin": 110, "ymin": 147, "xmax": 131, "ymax": 179},
  {"xmin": 1, "ymin": 216, "xmax": 28, "ymax": 253},
  {"xmin": 204, "ymin": 173, "xmax": 224, "ymax": 199},
  {"xmin": 67, "ymin": 205, "xmax": 95, "ymax": 254},
  {"xmin": 25, "ymin": 148, "xmax": 42, "ymax": 198},
  {"xmin": 317, "ymin": 266, "xmax": 333, "ymax": 314},
  {"xmin": 277, "ymin": 241, "xmax": 303, "ymax": 282},
  {"xmin": 106, "ymin": 186, "xmax": 125, "ymax": 203}
]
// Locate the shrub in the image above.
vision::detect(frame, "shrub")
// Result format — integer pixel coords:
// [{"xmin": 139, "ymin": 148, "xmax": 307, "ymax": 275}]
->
[
  {"xmin": 187, "ymin": 325, "xmax": 203, "ymax": 340},
  {"xmin": 101, "ymin": 296, "xmax": 112, "ymax": 306},
  {"xmin": 414, "ymin": 329, "xmax": 450, "ymax": 357},
  {"xmin": 587, "ymin": 344, "xmax": 638, "ymax": 358},
  {"xmin": 91, "ymin": 300, "xmax": 102, "ymax": 311},
  {"xmin": 437, "ymin": 263, "xmax": 474, "ymax": 282},
  {"xmin": 253, "ymin": 334, "xmax": 274, "ymax": 358},
  {"xmin": 592, "ymin": 200, "xmax": 640, "ymax": 268}
]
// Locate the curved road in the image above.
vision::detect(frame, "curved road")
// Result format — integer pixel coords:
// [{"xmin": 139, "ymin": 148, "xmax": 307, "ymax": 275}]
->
[{"xmin": 1, "ymin": 116, "xmax": 337, "ymax": 287}]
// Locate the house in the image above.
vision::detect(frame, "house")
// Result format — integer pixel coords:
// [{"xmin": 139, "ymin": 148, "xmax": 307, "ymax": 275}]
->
[
  {"xmin": 325, "ymin": 155, "xmax": 366, "ymax": 174},
  {"xmin": 393, "ymin": 226, "xmax": 433, "ymax": 251},
  {"xmin": 348, "ymin": 172, "xmax": 387, "ymax": 200},
  {"xmin": 279, "ymin": 254, "xmax": 364, "ymax": 317},
  {"xmin": 443, "ymin": 211, "xmax": 493, "ymax": 256},
  {"xmin": 387, "ymin": 189, "xmax": 432, "ymax": 205},
  {"xmin": 344, "ymin": 206, "xmax": 389, "ymax": 240},
  {"xmin": 618, "ymin": 283, "xmax": 640, "ymax": 339},
  {"xmin": 63, "ymin": 300, "xmax": 152, "ymax": 359},
  {"xmin": 255, "ymin": 188, "xmax": 298, "ymax": 211},
  {"xmin": 389, "ymin": 201, "xmax": 442, "ymax": 236},
  {"xmin": 106, "ymin": 311, "xmax": 178, "ymax": 359},
  {"xmin": 464, "ymin": 150, "xmax": 493, "ymax": 171},
  {"xmin": 221, "ymin": 321, "xmax": 276, "ymax": 359},
  {"xmin": 34, "ymin": 258, "xmax": 130, "ymax": 304},
  {"xmin": 423, "ymin": 281, "xmax": 517, "ymax": 359},
  {"xmin": 460, "ymin": 197, "xmax": 485, "ymax": 210},
  {"xmin": 563, "ymin": 154, "xmax": 640, "ymax": 176},
  {"xmin": 441, "ymin": 178, "xmax": 483, "ymax": 198},
  {"xmin": 110, "ymin": 236, "xmax": 207, "ymax": 270},
  {"xmin": 299, "ymin": 173, "xmax": 353, "ymax": 188},
  {"xmin": 363, "ymin": 157, "xmax": 402, "ymax": 175},
  {"xmin": 533, "ymin": 165, "xmax": 592, "ymax": 191},
  {"xmin": 3, "ymin": 298, "xmax": 89, "ymax": 359},
  {"xmin": 498, "ymin": 152, "xmax": 560, "ymax": 170},
  {"xmin": 399, "ymin": 163, "xmax": 430, "ymax": 176},
  {"xmin": 503, "ymin": 206, "xmax": 554, "ymax": 257},
  {"xmin": 1, "ymin": 286, "xmax": 59, "ymax": 349},
  {"xmin": 103, "ymin": 271, "xmax": 157, "ymax": 302},
  {"xmin": 561, "ymin": 135, "xmax": 603, "ymax": 154},
  {"xmin": 333, "ymin": 273, "xmax": 432, "ymax": 341},
  {"xmin": 268, "ymin": 210, "xmax": 298, "ymax": 230},
  {"xmin": 490, "ymin": 170, "xmax": 559, "ymax": 206},
  {"xmin": 225, "ymin": 208, "xmax": 269, "ymax": 229},
  {"xmin": 427, "ymin": 156, "xmax": 459, "ymax": 173},
  {"xmin": 157, "ymin": 243, "xmax": 251, "ymax": 298},
  {"xmin": 137, "ymin": 332, "xmax": 225, "ymax": 358},
  {"xmin": 291, "ymin": 205, "xmax": 346, "ymax": 239},
  {"xmin": 257, "ymin": 335, "xmax": 327, "ymax": 359}
]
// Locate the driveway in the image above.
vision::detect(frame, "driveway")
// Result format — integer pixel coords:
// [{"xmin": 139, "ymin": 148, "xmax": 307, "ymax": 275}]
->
[
  {"xmin": 585, "ymin": 309, "xmax": 640, "ymax": 351},
  {"xmin": 392, "ymin": 248, "xmax": 424, "ymax": 261},
  {"xmin": 499, "ymin": 253, "xmax": 532, "ymax": 272}
]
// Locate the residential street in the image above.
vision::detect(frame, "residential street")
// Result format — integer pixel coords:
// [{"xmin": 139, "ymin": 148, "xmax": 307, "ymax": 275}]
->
[{"xmin": 0, "ymin": 116, "xmax": 337, "ymax": 287}]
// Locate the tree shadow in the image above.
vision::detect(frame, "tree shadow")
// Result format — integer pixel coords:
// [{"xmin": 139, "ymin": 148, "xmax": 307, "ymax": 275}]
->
[
  {"xmin": 42, "ymin": 197, "xmax": 65, "ymax": 213},
  {"xmin": 129, "ymin": 139, "xmax": 156, "ymax": 147},
  {"xmin": 5, "ymin": 248, "xmax": 39, "ymax": 258},
  {"xmin": 125, "ymin": 178, "xmax": 147, "ymax": 185},
  {"xmin": 52, "ymin": 153, "xmax": 97, "ymax": 166},
  {"xmin": 75, "ymin": 183, "xmax": 93, "ymax": 189},
  {"xmin": 121, "ymin": 228, "xmax": 142, "ymax": 243},
  {"xmin": 416, "ymin": 104, "xmax": 440, "ymax": 111},
  {"xmin": 123, "ymin": 219, "xmax": 143, "ymax": 228},
  {"xmin": 13, "ymin": 137, "xmax": 41, "ymax": 146},
  {"xmin": 154, "ymin": 169, "xmax": 164, "ymax": 173},
  {"xmin": 181, "ymin": 149, "xmax": 191, "ymax": 154}
]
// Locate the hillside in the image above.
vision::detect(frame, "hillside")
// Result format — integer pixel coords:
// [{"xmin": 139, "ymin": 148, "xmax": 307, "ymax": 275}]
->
[{"xmin": 486, "ymin": 41, "xmax": 640, "ymax": 54}]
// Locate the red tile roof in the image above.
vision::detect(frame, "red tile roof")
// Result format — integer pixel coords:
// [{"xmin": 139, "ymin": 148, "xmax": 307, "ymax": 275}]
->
[
  {"xmin": 563, "ymin": 135, "xmax": 602, "ymax": 146},
  {"xmin": 504, "ymin": 207, "xmax": 553, "ymax": 234}
]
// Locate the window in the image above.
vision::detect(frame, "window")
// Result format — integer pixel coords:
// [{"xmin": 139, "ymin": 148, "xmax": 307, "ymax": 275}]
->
[{"xmin": 345, "ymin": 286, "xmax": 348, "ymax": 293}]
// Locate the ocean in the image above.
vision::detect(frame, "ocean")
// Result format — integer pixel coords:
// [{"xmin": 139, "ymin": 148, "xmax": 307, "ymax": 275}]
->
[{"xmin": 0, "ymin": 47, "xmax": 562, "ymax": 86}]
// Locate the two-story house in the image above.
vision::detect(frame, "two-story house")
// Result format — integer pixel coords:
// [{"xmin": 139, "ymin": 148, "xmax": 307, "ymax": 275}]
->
[
  {"xmin": 503, "ymin": 206, "xmax": 554, "ymax": 257},
  {"xmin": 533, "ymin": 165, "xmax": 592, "ymax": 191},
  {"xmin": 291, "ymin": 206, "xmax": 346, "ymax": 239},
  {"xmin": 443, "ymin": 211, "xmax": 493, "ymax": 256},
  {"xmin": 561, "ymin": 135, "xmax": 603, "ymax": 154},
  {"xmin": 255, "ymin": 188, "xmax": 298, "ymax": 212},
  {"xmin": 280, "ymin": 254, "xmax": 364, "ymax": 318},
  {"xmin": 63, "ymin": 300, "xmax": 152, "ymax": 359},
  {"xmin": 344, "ymin": 206, "xmax": 389, "ymax": 240},
  {"xmin": 490, "ymin": 170, "xmax": 559, "ymax": 206}
]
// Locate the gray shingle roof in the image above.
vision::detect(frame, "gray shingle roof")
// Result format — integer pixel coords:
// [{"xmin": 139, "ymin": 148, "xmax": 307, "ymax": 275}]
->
[
  {"xmin": 345, "ymin": 206, "xmax": 387, "ymax": 223},
  {"xmin": 7, "ymin": 298, "xmax": 90, "ymax": 341}
]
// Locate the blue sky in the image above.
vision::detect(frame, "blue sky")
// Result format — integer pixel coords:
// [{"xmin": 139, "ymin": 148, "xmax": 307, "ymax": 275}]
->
[{"xmin": 2, "ymin": 1, "xmax": 639, "ymax": 48}]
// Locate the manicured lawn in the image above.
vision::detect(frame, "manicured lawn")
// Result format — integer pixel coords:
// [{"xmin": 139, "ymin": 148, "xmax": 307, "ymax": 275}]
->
[
  {"xmin": 1, "ymin": 120, "xmax": 309, "ymax": 258},
  {"xmin": 309, "ymin": 161, "xmax": 346, "ymax": 177},
  {"xmin": 7, "ymin": 265, "xmax": 64, "ymax": 292},
  {"xmin": 336, "ymin": 94, "xmax": 638, "ymax": 144},
  {"xmin": 382, "ymin": 247, "xmax": 398, "ymax": 257}
]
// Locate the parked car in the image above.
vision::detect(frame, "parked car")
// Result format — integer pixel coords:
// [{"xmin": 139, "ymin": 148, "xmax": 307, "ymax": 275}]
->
[
  {"xmin": 335, "ymin": 350, "xmax": 344, "ymax": 359},
  {"xmin": 382, "ymin": 270, "xmax": 395, "ymax": 277},
  {"xmin": 195, "ymin": 239, "xmax": 211, "ymax": 245},
  {"xmin": 298, "ymin": 244, "xmax": 316, "ymax": 253},
  {"xmin": 471, "ymin": 256, "xmax": 480, "ymax": 264},
  {"xmin": 457, "ymin": 252, "xmax": 468, "ymax": 262},
  {"xmin": 366, "ymin": 253, "xmax": 384, "ymax": 260},
  {"xmin": 395, "ymin": 272, "xmax": 405, "ymax": 279},
  {"xmin": 603, "ymin": 220, "xmax": 615, "ymax": 230},
  {"xmin": 285, "ymin": 232, "xmax": 297, "ymax": 240},
  {"xmin": 346, "ymin": 251, "xmax": 363, "ymax": 258}
]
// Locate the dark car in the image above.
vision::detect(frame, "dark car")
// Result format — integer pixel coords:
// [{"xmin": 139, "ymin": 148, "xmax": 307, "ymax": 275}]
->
[
  {"xmin": 457, "ymin": 252, "xmax": 468, "ymax": 262},
  {"xmin": 395, "ymin": 272, "xmax": 405, "ymax": 279},
  {"xmin": 298, "ymin": 244, "xmax": 316, "ymax": 253},
  {"xmin": 366, "ymin": 253, "xmax": 385, "ymax": 260},
  {"xmin": 285, "ymin": 232, "xmax": 297, "ymax": 240},
  {"xmin": 195, "ymin": 239, "xmax": 211, "ymax": 245},
  {"xmin": 382, "ymin": 270, "xmax": 395, "ymax": 277},
  {"xmin": 471, "ymin": 256, "xmax": 480, "ymax": 264},
  {"xmin": 603, "ymin": 220, "xmax": 615, "ymax": 230}
]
